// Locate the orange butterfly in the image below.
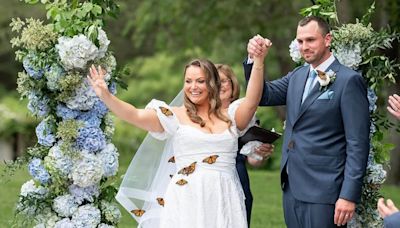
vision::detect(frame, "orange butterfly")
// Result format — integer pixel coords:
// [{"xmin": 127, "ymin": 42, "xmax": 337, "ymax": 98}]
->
[
  {"xmin": 178, "ymin": 162, "xmax": 196, "ymax": 176},
  {"xmin": 131, "ymin": 209, "xmax": 145, "ymax": 217},
  {"xmin": 168, "ymin": 156, "xmax": 175, "ymax": 163},
  {"xmin": 202, "ymin": 155, "xmax": 219, "ymax": 164},
  {"xmin": 176, "ymin": 179, "xmax": 188, "ymax": 185},
  {"xmin": 156, "ymin": 197, "xmax": 165, "ymax": 207},
  {"xmin": 316, "ymin": 70, "xmax": 327, "ymax": 80},
  {"xmin": 159, "ymin": 106, "xmax": 173, "ymax": 116}
]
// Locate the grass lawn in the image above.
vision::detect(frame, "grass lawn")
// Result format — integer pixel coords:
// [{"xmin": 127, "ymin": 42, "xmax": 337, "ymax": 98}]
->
[{"xmin": 1, "ymin": 167, "xmax": 400, "ymax": 228}]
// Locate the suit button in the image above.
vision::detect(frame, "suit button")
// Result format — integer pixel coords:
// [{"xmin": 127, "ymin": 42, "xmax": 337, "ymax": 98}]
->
[{"xmin": 288, "ymin": 140, "xmax": 294, "ymax": 149}]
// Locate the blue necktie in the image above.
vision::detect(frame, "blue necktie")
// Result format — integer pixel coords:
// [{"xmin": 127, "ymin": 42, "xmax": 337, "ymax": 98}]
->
[{"xmin": 302, "ymin": 70, "xmax": 317, "ymax": 103}]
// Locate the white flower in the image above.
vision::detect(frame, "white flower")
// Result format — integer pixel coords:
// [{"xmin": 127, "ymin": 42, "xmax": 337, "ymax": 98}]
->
[
  {"xmin": 100, "ymin": 200, "xmax": 121, "ymax": 225},
  {"xmin": 289, "ymin": 39, "xmax": 302, "ymax": 63},
  {"xmin": 47, "ymin": 144, "xmax": 73, "ymax": 177},
  {"xmin": 53, "ymin": 194, "xmax": 79, "ymax": 217},
  {"xmin": 20, "ymin": 179, "xmax": 48, "ymax": 199},
  {"xmin": 97, "ymin": 28, "xmax": 110, "ymax": 59},
  {"xmin": 98, "ymin": 224, "xmax": 115, "ymax": 228},
  {"xmin": 72, "ymin": 152, "xmax": 104, "ymax": 188},
  {"xmin": 334, "ymin": 42, "xmax": 362, "ymax": 70},
  {"xmin": 35, "ymin": 207, "xmax": 60, "ymax": 228},
  {"xmin": 55, "ymin": 218, "xmax": 75, "ymax": 228},
  {"xmin": 56, "ymin": 35, "xmax": 98, "ymax": 70},
  {"xmin": 366, "ymin": 163, "xmax": 386, "ymax": 184},
  {"xmin": 71, "ymin": 204, "xmax": 101, "ymax": 228},
  {"xmin": 317, "ymin": 70, "xmax": 336, "ymax": 90}
]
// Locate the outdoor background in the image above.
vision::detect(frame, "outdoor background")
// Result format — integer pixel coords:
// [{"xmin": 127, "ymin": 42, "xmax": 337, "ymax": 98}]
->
[{"xmin": 0, "ymin": 0, "xmax": 399, "ymax": 227}]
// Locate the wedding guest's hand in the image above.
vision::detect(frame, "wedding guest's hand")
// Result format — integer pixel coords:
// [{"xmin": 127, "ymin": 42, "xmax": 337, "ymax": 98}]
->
[
  {"xmin": 378, "ymin": 198, "xmax": 399, "ymax": 218},
  {"xmin": 334, "ymin": 198, "xmax": 355, "ymax": 226},
  {"xmin": 88, "ymin": 65, "xmax": 109, "ymax": 99},
  {"xmin": 387, "ymin": 94, "xmax": 400, "ymax": 120},
  {"xmin": 248, "ymin": 143, "xmax": 274, "ymax": 167}
]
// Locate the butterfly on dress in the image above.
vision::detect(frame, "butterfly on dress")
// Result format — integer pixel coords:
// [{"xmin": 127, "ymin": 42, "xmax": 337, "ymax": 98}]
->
[
  {"xmin": 131, "ymin": 209, "xmax": 145, "ymax": 217},
  {"xmin": 176, "ymin": 179, "xmax": 188, "ymax": 185},
  {"xmin": 156, "ymin": 197, "xmax": 165, "ymax": 207},
  {"xmin": 168, "ymin": 156, "xmax": 175, "ymax": 163},
  {"xmin": 169, "ymin": 174, "xmax": 174, "ymax": 178},
  {"xmin": 202, "ymin": 155, "xmax": 219, "ymax": 164},
  {"xmin": 178, "ymin": 162, "xmax": 196, "ymax": 176},
  {"xmin": 159, "ymin": 106, "xmax": 173, "ymax": 117}
]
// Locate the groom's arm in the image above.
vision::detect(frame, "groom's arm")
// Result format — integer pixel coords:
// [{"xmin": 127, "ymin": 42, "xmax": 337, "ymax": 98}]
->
[
  {"xmin": 339, "ymin": 73, "xmax": 370, "ymax": 203},
  {"xmin": 243, "ymin": 58, "xmax": 291, "ymax": 106}
]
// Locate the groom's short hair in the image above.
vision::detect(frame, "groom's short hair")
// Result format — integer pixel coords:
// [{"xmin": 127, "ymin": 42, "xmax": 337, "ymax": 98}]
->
[{"xmin": 298, "ymin": 16, "xmax": 331, "ymax": 35}]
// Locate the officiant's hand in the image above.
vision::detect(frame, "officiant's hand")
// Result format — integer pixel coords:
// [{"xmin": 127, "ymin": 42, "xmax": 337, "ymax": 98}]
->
[
  {"xmin": 334, "ymin": 198, "xmax": 355, "ymax": 226},
  {"xmin": 387, "ymin": 94, "xmax": 400, "ymax": 120},
  {"xmin": 378, "ymin": 198, "xmax": 399, "ymax": 218},
  {"xmin": 88, "ymin": 65, "xmax": 109, "ymax": 99},
  {"xmin": 248, "ymin": 143, "xmax": 274, "ymax": 167}
]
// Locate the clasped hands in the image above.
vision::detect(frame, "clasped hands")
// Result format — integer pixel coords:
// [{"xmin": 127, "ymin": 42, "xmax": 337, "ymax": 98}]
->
[{"xmin": 247, "ymin": 34, "xmax": 273, "ymax": 61}]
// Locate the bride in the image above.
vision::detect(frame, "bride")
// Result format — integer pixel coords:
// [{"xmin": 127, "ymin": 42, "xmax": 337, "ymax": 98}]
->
[{"xmin": 88, "ymin": 38, "xmax": 271, "ymax": 228}]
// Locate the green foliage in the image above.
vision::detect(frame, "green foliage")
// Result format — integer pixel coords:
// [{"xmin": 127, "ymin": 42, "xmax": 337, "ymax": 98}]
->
[
  {"xmin": 56, "ymin": 119, "xmax": 82, "ymax": 142},
  {"xmin": 299, "ymin": 0, "xmax": 339, "ymax": 25}
]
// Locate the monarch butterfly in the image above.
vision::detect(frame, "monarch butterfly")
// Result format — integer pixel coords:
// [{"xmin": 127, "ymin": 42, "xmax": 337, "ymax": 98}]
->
[
  {"xmin": 169, "ymin": 174, "xmax": 174, "ymax": 178},
  {"xmin": 157, "ymin": 197, "xmax": 165, "ymax": 207},
  {"xmin": 159, "ymin": 106, "xmax": 173, "ymax": 116},
  {"xmin": 202, "ymin": 155, "xmax": 219, "ymax": 164},
  {"xmin": 168, "ymin": 156, "xmax": 175, "ymax": 163},
  {"xmin": 176, "ymin": 179, "xmax": 188, "ymax": 185},
  {"xmin": 316, "ymin": 70, "xmax": 327, "ymax": 80},
  {"xmin": 178, "ymin": 162, "xmax": 196, "ymax": 175},
  {"xmin": 131, "ymin": 209, "xmax": 145, "ymax": 217}
]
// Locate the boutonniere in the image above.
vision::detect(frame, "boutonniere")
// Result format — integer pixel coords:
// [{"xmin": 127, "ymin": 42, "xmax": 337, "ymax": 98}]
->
[{"xmin": 316, "ymin": 69, "xmax": 336, "ymax": 91}]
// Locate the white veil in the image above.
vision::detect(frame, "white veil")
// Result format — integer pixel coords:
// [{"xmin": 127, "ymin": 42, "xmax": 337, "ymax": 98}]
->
[{"xmin": 116, "ymin": 91, "xmax": 184, "ymax": 228}]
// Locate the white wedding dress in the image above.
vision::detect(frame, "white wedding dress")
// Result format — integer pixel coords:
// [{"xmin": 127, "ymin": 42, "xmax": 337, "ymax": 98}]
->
[{"xmin": 148, "ymin": 99, "xmax": 249, "ymax": 228}]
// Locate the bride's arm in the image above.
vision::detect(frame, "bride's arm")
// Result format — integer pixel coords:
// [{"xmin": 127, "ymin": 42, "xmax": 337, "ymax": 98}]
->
[
  {"xmin": 88, "ymin": 65, "xmax": 164, "ymax": 133},
  {"xmin": 235, "ymin": 36, "xmax": 271, "ymax": 130}
]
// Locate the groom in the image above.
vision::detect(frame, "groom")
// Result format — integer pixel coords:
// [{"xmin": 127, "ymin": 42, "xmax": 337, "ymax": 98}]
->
[{"xmin": 244, "ymin": 16, "xmax": 370, "ymax": 227}]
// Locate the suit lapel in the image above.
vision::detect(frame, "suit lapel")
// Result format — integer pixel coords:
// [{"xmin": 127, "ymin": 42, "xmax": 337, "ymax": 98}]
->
[
  {"xmin": 292, "ymin": 66, "xmax": 310, "ymax": 119},
  {"xmin": 293, "ymin": 60, "xmax": 341, "ymax": 126}
]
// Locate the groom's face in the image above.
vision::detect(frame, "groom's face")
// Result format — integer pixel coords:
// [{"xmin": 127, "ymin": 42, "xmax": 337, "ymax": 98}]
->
[{"xmin": 296, "ymin": 21, "xmax": 331, "ymax": 67}]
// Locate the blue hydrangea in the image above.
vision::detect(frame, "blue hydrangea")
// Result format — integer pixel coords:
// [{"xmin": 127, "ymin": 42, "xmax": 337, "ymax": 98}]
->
[
  {"xmin": 23, "ymin": 53, "xmax": 45, "ymax": 79},
  {"xmin": 28, "ymin": 158, "xmax": 51, "ymax": 184},
  {"xmin": 68, "ymin": 184, "xmax": 100, "ymax": 204},
  {"xmin": 72, "ymin": 152, "xmax": 103, "ymax": 187},
  {"xmin": 108, "ymin": 82, "xmax": 117, "ymax": 95},
  {"xmin": 45, "ymin": 64, "xmax": 65, "ymax": 91},
  {"xmin": 100, "ymin": 200, "xmax": 121, "ymax": 225},
  {"xmin": 53, "ymin": 194, "xmax": 79, "ymax": 217},
  {"xmin": 65, "ymin": 79, "xmax": 97, "ymax": 111},
  {"xmin": 367, "ymin": 88, "xmax": 377, "ymax": 112},
  {"xmin": 47, "ymin": 144, "xmax": 73, "ymax": 177},
  {"xmin": 91, "ymin": 99, "xmax": 108, "ymax": 117},
  {"xmin": 76, "ymin": 126, "xmax": 106, "ymax": 152},
  {"xmin": 77, "ymin": 112, "xmax": 102, "ymax": 127},
  {"xmin": 98, "ymin": 143, "xmax": 119, "ymax": 177},
  {"xmin": 55, "ymin": 218, "xmax": 75, "ymax": 228},
  {"xmin": 35, "ymin": 119, "xmax": 56, "ymax": 147},
  {"xmin": 71, "ymin": 204, "xmax": 101, "ymax": 228},
  {"xmin": 56, "ymin": 103, "xmax": 81, "ymax": 120},
  {"xmin": 27, "ymin": 92, "xmax": 50, "ymax": 117}
]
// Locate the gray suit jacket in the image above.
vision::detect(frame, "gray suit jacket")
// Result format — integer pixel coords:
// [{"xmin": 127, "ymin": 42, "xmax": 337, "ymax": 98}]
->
[
  {"xmin": 244, "ymin": 59, "xmax": 370, "ymax": 204},
  {"xmin": 384, "ymin": 212, "xmax": 400, "ymax": 228}
]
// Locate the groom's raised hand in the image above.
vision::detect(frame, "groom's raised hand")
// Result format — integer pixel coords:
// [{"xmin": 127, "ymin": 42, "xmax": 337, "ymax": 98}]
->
[
  {"xmin": 334, "ymin": 198, "xmax": 356, "ymax": 226},
  {"xmin": 247, "ymin": 35, "xmax": 272, "ymax": 59}
]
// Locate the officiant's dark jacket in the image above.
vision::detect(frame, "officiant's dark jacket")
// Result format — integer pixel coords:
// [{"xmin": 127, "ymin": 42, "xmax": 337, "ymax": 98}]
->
[{"xmin": 244, "ymin": 58, "xmax": 369, "ymax": 204}]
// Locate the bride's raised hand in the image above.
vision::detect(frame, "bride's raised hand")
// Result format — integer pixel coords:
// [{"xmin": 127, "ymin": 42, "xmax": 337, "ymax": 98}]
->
[{"xmin": 88, "ymin": 65, "xmax": 109, "ymax": 99}]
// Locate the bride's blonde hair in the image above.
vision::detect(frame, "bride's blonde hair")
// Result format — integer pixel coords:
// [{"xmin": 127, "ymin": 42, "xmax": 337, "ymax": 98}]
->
[{"xmin": 183, "ymin": 59, "xmax": 231, "ymax": 128}]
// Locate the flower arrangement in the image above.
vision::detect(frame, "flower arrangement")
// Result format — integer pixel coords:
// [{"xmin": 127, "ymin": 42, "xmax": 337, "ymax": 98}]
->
[
  {"xmin": 292, "ymin": 1, "xmax": 400, "ymax": 227},
  {"xmin": 9, "ymin": 1, "xmax": 122, "ymax": 227}
]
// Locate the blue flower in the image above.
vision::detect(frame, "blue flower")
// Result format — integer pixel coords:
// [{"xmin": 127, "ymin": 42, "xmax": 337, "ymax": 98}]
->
[
  {"xmin": 45, "ymin": 64, "xmax": 65, "ymax": 91},
  {"xmin": 68, "ymin": 184, "xmax": 100, "ymax": 204},
  {"xmin": 77, "ymin": 112, "xmax": 102, "ymax": 127},
  {"xmin": 56, "ymin": 103, "xmax": 80, "ymax": 120},
  {"xmin": 108, "ymin": 82, "xmax": 117, "ymax": 95},
  {"xmin": 27, "ymin": 92, "xmax": 50, "ymax": 117},
  {"xmin": 367, "ymin": 88, "xmax": 377, "ymax": 112},
  {"xmin": 98, "ymin": 143, "xmax": 119, "ymax": 177},
  {"xmin": 47, "ymin": 144, "xmax": 73, "ymax": 177},
  {"xmin": 28, "ymin": 158, "xmax": 51, "ymax": 184},
  {"xmin": 91, "ymin": 99, "xmax": 108, "ymax": 118},
  {"xmin": 23, "ymin": 53, "xmax": 45, "ymax": 79},
  {"xmin": 36, "ymin": 119, "xmax": 56, "ymax": 147},
  {"xmin": 71, "ymin": 204, "xmax": 101, "ymax": 228},
  {"xmin": 76, "ymin": 126, "xmax": 106, "ymax": 152}
]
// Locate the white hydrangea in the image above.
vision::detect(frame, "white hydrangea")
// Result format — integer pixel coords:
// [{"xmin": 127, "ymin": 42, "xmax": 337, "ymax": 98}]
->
[
  {"xmin": 98, "ymin": 143, "xmax": 119, "ymax": 177},
  {"xmin": 65, "ymin": 78, "xmax": 97, "ymax": 110},
  {"xmin": 56, "ymin": 35, "xmax": 98, "ymax": 70},
  {"xmin": 289, "ymin": 39, "xmax": 302, "ymax": 63},
  {"xmin": 98, "ymin": 224, "xmax": 115, "ymax": 228},
  {"xmin": 55, "ymin": 218, "xmax": 75, "ymax": 228},
  {"xmin": 47, "ymin": 144, "xmax": 73, "ymax": 177},
  {"xmin": 334, "ymin": 42, "xmax": 362, "ymax": 70},
  {"xmin": 100, "ymin": 200, "xmax": 121, "ymax": 225},
  {"xmin": 72, "ymin": 152, "xmax": 104, "ymax": 188},
  {"xmin": 53, "ymin": 194, "xmax": 79, "ymax": 217},
  {"xmin": 35, "ymin": 207, "xmax": 60, "ymax": 228},
  {"xmin": 20, "ymin": 179, "xmax": 48, "ymax": 199},
  {"xmin": 71, "ymin": 204, "xmax": 101, "ymax": 228},
  {"xmin": 97, "ymin": 28, "xmax": 110, "ymax": 59},
  {"xmin": 366, "ymin": 163, "xmax": 386, "ymax": 185}
]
